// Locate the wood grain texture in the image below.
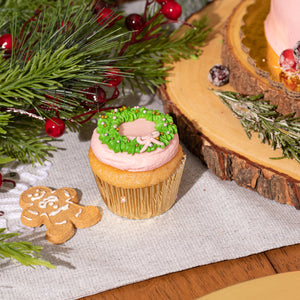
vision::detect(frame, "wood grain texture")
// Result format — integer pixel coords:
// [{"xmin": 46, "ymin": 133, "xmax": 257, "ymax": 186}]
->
[
  {"xmin": 157, "ymin": 0, "xmax": 300, "ymax": 208},
  {"xmin": 81, "ymin": 252, "xmax": 276, "ymax": 300},
  {"xmin": 80, "ymin": 244, "xmax": 300, "ymax": 299}
]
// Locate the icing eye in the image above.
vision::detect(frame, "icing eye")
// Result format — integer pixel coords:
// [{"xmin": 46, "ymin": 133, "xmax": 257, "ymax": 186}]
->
[{"xmin": 53, "ymin": 205, "xmax": 58, "ymax": 209}]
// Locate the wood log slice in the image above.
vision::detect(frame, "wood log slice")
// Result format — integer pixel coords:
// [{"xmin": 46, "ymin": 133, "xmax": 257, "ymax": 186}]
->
[
  {"xmin": 158, "ymin": 0, "xmax": 300, "ymax": 209},
  {"xmin": 222, "ymin": 0, "xmax": 300, "ymax": 117}
]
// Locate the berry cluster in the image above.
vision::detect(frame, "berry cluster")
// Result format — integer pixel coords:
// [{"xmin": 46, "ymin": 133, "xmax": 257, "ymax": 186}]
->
[
  {"xmin": 0, "ymin": 0, "xmax": 184, "ymax": 138},
  {"xmin": 278, "ymin": 41, "xmax": 300, "ymax": 91},
  {"xmin": 279, "ymin": 41, "xmax": 300, "ymax": 73}
]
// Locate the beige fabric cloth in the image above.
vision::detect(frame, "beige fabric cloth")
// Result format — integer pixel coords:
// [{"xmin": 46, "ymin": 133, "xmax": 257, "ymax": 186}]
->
[{"xmin": 2, "ymin": 90, "xmax": 300, "ymax": 300}]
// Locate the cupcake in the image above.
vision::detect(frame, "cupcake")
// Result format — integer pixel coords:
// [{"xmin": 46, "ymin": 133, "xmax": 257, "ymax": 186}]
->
[{"xmin": 88, "ymin": 106, "xmax": 186, "ymax": 219}]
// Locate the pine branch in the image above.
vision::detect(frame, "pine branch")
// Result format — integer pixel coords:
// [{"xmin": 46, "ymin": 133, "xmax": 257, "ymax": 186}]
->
[
  {"xmin": 1, "ymin": 113, "xmax": 56, "ymax": 164},
  {"xmin": 0, "ymin": 228, "xmax": 55, "ymax": 268},
  {"xmin": 119, "ymin": 15, "xmax": 211, "ymax": 92},
  {"xmin": 213, "ymin": 90, "xmax": 300, "ymax": 163},
  {"xmin": 0, "ymin": 0, "xmax": 210, "ymax": 165}
]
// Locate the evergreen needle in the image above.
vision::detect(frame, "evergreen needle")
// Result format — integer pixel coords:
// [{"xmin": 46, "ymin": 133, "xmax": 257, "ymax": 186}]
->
[
  {"xmin": 0, "ymin": 228, "xmax": 55, "ymax": 268},
  {"xmin": 213, "ymin": 90, "xmax": 300, "ymax": 163}
]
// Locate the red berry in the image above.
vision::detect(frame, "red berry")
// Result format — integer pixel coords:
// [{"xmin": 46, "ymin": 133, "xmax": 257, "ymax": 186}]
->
[
  {"xmin": 45, "ymin": 117, "xmax": 65, "ymax": 138},
  {"xmin": 125, "ymin": 14, "xmax": 145, "ymax": 31},
  {"xmin": 105, "ymin": 68, "xmax": 122, "ymax": 87},
  {"xmin": 279, "ymin": 49, "xmax": 297, "ymax": 72},
  {"xmin": 161, "ymin": 1, "xmax": 182, "ymax": 20},
  {"xmin": 85, "ymin": 85, "xmax": 106, "ymax": 103},
  {"xmin": 208, "ymin": 64, "xmax": 230, "ymax": 86},
  {"xmin": 96, "ymin": 8, "xmax": 121, "ymax": 27},
  {"xmin": 0, "ymin": 34, "xmax": 15, "ymax": 51}
]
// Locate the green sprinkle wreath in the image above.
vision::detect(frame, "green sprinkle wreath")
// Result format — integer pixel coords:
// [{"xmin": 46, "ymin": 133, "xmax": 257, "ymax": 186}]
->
[{"xmin": 96, "ymin": 106, "xmax": 177, "ymax": 154}]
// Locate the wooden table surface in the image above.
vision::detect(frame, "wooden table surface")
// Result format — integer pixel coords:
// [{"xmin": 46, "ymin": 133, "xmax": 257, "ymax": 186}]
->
[{"xmin": 81, "ymin": 243, "xmax": 300, "ymax": 299}]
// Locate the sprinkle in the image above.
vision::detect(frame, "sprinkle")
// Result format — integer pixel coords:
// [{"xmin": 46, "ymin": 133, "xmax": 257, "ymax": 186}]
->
[
  {"xmin": 162, "ymin": 118, "xmax": 166, "ymax": 121},
  {"xmin": 167, "ymin": 131, "xmax": 170, "ymax": 134},
  {"xmin": 114, "ymin": 108, "xmax": 118, "ymax": 112},
  {"xmin": 116, "ymin": 140, "xmax": 120, "ymax": 143},
  {"xmin": 104, "ymin": 133, "xmax": 108, "ymax": 136},
  {"xmin": 113, "ymin": 116, "xmax": 116, "ymax": 120},
  {"xmin": 101, "ymin": 121, "xmax": 105, "ymax": 125},
  {"xmin": 143, "ymin": 110, "xmax": 147, "ymax": 114},
  {"xmin": 113, "ymin": 125, "xmax": 117, "ymax": 128},
  {"xmin": 164, "ymin": 123, "xmax": 167, "ymax": 127}
]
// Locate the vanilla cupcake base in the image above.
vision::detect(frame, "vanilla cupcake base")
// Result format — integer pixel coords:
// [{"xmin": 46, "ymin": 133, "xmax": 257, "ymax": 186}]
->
[{"xmin": 89, "ymin": 146, "xmax": 186, "ymax": 219}]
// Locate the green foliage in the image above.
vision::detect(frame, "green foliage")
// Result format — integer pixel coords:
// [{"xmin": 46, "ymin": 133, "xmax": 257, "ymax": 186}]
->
[
  {"xmin": 214, "ymin": 90, "xmax": 300, "ymax": 163},
  {"xmin": 0, "ymin": 0, "xmax": 210, "ymax": 165},
  {"xmin": 0, "ymin": 228, "xmax": 55, "ymax": 268}
]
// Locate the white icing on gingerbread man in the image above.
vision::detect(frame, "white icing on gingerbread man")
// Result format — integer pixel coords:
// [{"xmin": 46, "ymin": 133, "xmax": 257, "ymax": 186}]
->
[{"xmin": 20, "ymin": 186, "xmax": 101, "ymax": 244}]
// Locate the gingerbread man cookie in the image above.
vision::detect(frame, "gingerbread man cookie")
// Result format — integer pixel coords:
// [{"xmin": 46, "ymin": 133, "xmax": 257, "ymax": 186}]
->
[{"xmin": 20, "ymin": 186, "xmax": 101, "ymax": 244}]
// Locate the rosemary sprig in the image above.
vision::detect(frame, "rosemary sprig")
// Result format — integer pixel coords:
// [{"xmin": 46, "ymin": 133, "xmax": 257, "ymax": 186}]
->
[
  {"xmin": 213, "ymin": 90, "xmax": 300, "ymax": 163},
  {"xmin": 0, "ymin": 228, "xmax": 55, "ymax": 268}
]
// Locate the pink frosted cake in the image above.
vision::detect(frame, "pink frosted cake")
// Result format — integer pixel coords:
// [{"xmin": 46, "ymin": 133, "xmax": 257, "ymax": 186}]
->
[
  {"xmin": 264, "ymin": 0, "xmax": 300, "ymax": 56},
  {"xmin": 88, "ymin": 106, "xmax": 186, "ymax": 219},
  {"xmin": 264, "ymin": 0, "xmax": 300, "ymax": 91}
]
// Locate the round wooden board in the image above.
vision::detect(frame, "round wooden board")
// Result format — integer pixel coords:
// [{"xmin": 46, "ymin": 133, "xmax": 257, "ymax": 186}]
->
[
  {"xmin": 158, "ymin": 0, "xmax": 300, "ymax": 208},
  {"xmin": 222, "ymin": 0, "xmax": 300, "ymax": 117}
]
